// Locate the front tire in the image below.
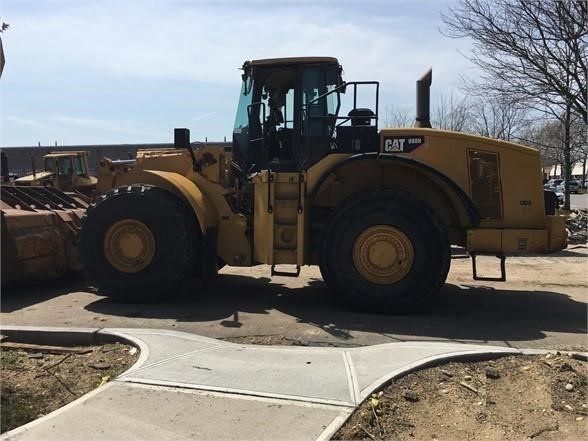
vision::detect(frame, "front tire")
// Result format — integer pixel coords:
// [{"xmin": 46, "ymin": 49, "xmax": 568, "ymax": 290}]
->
[
  {"xmin": 319, "ymin": 190, "xmax": 450, "ymax": 313},
  {"xmin": 78, "ymin": 184, "xmax": 200, "ymax": 302}
]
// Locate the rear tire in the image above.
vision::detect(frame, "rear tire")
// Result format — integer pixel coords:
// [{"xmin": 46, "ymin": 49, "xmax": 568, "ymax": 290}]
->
[
  {"xmin": 78, "ymin": 184, "xmax": 200, "ymax": 302},
  {"xmin": 319, "ymin": 190, "xmax": 450, "ymax": 313}
]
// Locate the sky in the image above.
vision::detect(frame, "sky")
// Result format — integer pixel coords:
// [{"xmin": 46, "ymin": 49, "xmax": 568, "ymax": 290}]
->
[{"xmin": 0, "ymin": 0, "xmax": 476, "ymax": 147}]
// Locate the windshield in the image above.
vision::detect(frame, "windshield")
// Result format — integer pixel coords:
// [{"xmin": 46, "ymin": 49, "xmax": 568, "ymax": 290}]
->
[
  {"xmin": 57, "ymin": 157, "xmax": 73, "ymax": 176},
  {"xmin": 234, "ymin": 78, "xmax": 253, "ymax": 134},
  {"xmin": 45, "ymin": 157, "xmax": 56, "ymax": 173},
  {"xmin": 74, "ymin": 156, "xmax": 87, "ymax": 176}
]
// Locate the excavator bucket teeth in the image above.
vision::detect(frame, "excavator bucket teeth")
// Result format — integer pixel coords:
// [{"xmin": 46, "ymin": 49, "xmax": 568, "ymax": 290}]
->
[{"xmin": 1, "ymin": 186, "xmax": 88, "ymax": 286}]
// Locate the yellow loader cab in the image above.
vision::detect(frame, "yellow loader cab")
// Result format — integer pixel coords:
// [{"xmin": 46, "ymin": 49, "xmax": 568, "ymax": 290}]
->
[
  {"xmin": 78, "ymin": 57, "xmax": 566, "ymax": 313},
  {"xmin": 15, "ymin": 151, "xmax": 97, "ymax": 197}
]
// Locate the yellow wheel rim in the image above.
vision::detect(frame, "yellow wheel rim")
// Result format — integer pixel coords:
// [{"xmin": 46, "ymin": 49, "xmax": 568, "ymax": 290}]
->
[
  {"xmin": 104, "ymin": 219, "xmax": 156, "ymax": 273},
  {"xmin": 352, "ymin": 225, "xmax": 414, "ymax": 284}
]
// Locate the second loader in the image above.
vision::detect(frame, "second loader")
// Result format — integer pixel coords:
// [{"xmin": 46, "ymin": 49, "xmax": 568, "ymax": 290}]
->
[
  {"xmin": 15, "ymin": 151, "xmax": 97, "ymax": 198},
  {"xmin": 78, "ymin": 56, "xmax": 567, "ymax": 313},
  {"xmin": 1, "ymin": 151, "xmax": 89, "ymax": 285}
]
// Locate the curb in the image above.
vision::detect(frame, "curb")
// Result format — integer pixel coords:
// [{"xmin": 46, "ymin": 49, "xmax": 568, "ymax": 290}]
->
[
  {"xmin": 0, "ymin": 325, "xmax": 151, "ymax": 373},
  {"xmin": 1, "ymin": 324, "xmax": 144, "ymax": 345},
  {"xmin": 1, "ymin": 325, "xmax": 115, "ymax": 346},
  {"xmin": 3, "ymin": 325, "xmax": 586, "ymax": 365}
]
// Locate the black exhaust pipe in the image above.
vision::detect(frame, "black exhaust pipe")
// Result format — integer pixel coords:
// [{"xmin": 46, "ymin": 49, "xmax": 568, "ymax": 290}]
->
[
  {"xmin": 1, "ymin": 151, "xmax": 8, "ymax": 183},
  {"xmin": 414, "ymin": 69, "xmax": 432, "ymax": 128},
  {"xmin": 174, "ymin": 127, "xmax": 200, "ymax": 171},
  {"xmin": 30, "ymin": 152, "xmax": 36, "ymax": 178}
]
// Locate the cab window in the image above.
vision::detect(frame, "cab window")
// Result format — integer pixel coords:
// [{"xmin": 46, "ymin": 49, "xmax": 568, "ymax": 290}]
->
[
  {"xmin": 468, "ymin": 149, "xmax": 503, "ymax": 220},
  {"xmin": 45, "ymin": 157, "xmax": 56, "ymax": 172},
  {"xmin": 74, "ymin": 156, "xmax": 86, "ymax": 176},
  {"xmin": 301, "ymin": 66, "xmax": 338, "ymax": 138},
  {"xmin": 234, "ymin": 80, "xmax": 253, "ymax": 134},
  {"xmin": 57, "ymin": 157, "xmax": 73, "ymax": 176}
]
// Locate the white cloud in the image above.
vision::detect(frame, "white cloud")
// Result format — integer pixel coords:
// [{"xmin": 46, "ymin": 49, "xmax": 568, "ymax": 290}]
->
[
  {"xmin": 191, "ymin": 112, "xmax": 215, "ymax": 122},
  {"xmin": 49, "ymin": 114, "xmax": 167, "ymax": 137},
  {"xmin": 1, "ymin": 0, "xmax": 474, "ymax": 145},
  {"xmin": 4, "ymin": 116, "xmax": 49, "ymax": 129},
  {"xmin": 1, "ymin": 113, "xmax": 166, "ymax": 146},
  {"xmin": 4, "ymin": 1, "xmax": 472, "ymax": 88}
]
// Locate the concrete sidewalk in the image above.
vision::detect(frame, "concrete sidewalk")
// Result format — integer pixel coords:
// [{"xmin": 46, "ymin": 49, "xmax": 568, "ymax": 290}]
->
[{"xmin": 1, "ymin": 327, "xmax": 520, "ymax": 441}]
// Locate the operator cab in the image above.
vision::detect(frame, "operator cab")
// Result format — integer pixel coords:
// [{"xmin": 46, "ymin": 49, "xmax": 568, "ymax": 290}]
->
[
  {"xmin": 232, "ymin": 57, "xmax": 379, "ymax": 175},
  {"xmin": 45, "ymin": 152, "xmax": 90, "ymax": 188}
]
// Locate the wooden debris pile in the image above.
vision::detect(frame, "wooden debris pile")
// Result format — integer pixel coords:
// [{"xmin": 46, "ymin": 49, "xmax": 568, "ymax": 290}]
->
[{"xmin": 567, "ymin": 209, "xmax": 587, "ymax": 244}]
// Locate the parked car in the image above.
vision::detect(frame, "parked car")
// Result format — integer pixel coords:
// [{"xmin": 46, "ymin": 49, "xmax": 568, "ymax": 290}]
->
[
  {"xmin": 568, "ymin": 180, "xmax": 581, "ymax": 193},
  {"xmin": 544, "ymin": 185, "xmax": 564, "ymax": 205},
  {"xmin": 544, "ymin": 179, "xmax": 581, "ymax": 194},
  {"xmin": 545, "ymin": 178, "xmax": 564, "ymax": 187}
]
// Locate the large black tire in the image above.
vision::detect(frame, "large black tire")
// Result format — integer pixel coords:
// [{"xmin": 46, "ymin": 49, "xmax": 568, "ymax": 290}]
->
[
  {"xmin": 78, "ymin": 184, "xmax": 201, "ymax": 302},
  {"xmin": 319, "ymin": 190, "xmax": 450, "ymax": 313}
]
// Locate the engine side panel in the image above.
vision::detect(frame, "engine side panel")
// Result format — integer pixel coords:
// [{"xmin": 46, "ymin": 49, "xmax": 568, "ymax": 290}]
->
[{"xmin": 379, "ymin": 128, "xmax": 547, "ymax": 229}]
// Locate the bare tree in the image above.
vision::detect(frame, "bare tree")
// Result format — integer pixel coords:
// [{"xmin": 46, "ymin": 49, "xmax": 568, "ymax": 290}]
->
[
  {"xmin": 442, "ymin": 0, "xmax": 587, "ymax": 209},
  {"xmin": 519, "ymin": 114, "xmax": 587, "ymax": 180},
  {"xmin": 568, "ymin": 114, "xmax": 588, "ymax": 182},
  {"xmin": 469, "ymin": 95, "xmax": 530, "ymax": 141},
  {"xmin": 0, "ymin": 18, "xmax": 8, "ymax": 79},
  {"xmin": 521, "ymin": 119, "xmax": 566, "ymax": 176},
  {"xmin": 432, "ymin": 92, "xmax": 472, "ymax": 131},
  {"xmin": 382, "ymin": 104, "xmax": 413, "ymax": 128},
  {"xmin": 442, "ymin": 0, "xmax": 586, "ymax": 121}
]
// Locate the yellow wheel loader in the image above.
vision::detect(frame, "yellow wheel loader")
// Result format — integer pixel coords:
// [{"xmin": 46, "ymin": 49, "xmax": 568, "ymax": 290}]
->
[
  {"xmin": 77, "ymin": 57, "xmax": 567, "ymax": 312},
  {"xmin": 15, "ymin": 151, "xmax": 97, "ymax": 198}
]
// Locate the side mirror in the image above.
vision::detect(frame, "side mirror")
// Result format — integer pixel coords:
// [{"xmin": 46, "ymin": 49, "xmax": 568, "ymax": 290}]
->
[
  {"xmin": 174, "ymin": 128, "xmax": 190, "ymax": 149},
  {"xmin": 174, "ymin": 127, "xmax": 200, "ymax": 172}
]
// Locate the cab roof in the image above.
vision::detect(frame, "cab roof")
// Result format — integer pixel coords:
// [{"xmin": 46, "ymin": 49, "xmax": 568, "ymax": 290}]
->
[
  {"xmin": 45, "ymin": 151, "xmax": 88, "ymax": 157},
  {"xmin": 249, "ymin": 57, "xmax": 338, "ymax": 67}
]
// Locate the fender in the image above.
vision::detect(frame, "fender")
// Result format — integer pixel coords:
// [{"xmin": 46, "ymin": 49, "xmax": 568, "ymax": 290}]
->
[
  {"xmin": 309, "ymin": 152, "xmax": 481, "ymax": 227},
  {"xmin": 144, "ymin": 170, "xmax": 217, "ymax": 234}
]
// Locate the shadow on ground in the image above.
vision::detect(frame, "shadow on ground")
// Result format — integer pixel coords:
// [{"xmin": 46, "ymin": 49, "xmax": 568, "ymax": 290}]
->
[
  {"xmin": 1, "ymin": 274, "xmax": 91, "ymax": 312},
  {"xmin": 78, "ymin": 269, "xmax": 587, "ymax": 344}
]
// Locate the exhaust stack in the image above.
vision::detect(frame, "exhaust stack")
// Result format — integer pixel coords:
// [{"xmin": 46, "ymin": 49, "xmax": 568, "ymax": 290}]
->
[
  {"xmin": 414, "ymin": 68, "xmax": 432, "ymax": 128},
  {"xmin": 1, "ymin": 151, "xmax": 8, "ymax": 183}
]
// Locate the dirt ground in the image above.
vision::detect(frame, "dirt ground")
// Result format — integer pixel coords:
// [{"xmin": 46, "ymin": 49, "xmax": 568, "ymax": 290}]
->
[
  {"xmin": 224, "ymin": 336, "xmax": 587, "ymax": 441},
  {"xmin": 0, "ymin": 342, "xmax": 138, "ymax": 434},
  {"xmin": 335, "ymin": 353, "xmax": 588, "ymax": 441}
]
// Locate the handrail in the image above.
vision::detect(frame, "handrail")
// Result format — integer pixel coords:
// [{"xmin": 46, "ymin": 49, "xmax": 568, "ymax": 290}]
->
[{"xmin": 307, "ymin": 81, "xmax": 380, "ymax": 128}]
